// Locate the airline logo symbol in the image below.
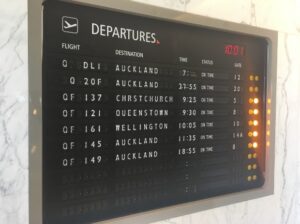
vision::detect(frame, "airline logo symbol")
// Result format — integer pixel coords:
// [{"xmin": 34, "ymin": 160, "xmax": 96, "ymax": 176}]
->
[{"xmin": 62, "ymin": 16, "xmax": 79, "ymax": 34}]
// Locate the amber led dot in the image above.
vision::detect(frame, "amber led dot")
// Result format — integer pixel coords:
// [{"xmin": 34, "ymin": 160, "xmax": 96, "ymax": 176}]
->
[
  {"xmin": 267, "ymin": 130, "xmax": 270, "ymax": 136},
  {"xmin": 253, "ymin": 153, "xmax": 257, "ymax": 158},
  {"xmin": 248, "ymin": 154, "xmax": 253, "ymax": 159},
  {"xmin": 253, "ymin": 131, "xmax": 258, "ymax": 137},
  {"xmin": 253, "ymin": 164, "xmax": 257, "ymax": 170},
  {"xmin": 267, "ymin": 109, "xmax": 271, "ymax": 115},
  {"xmin": 249, "ymin": 109, "xmax": 253, "ymax": 115},
  {"xmin": 267, "ymin": 120, "xmax": 271, "ymax": 125},
  {"xmin": 254, "ymin": 87, "xmax": 259, "ymax": 92},
  {"xmin": 249, "ymin": 98, "xmax": 254, "ymax": 104},
  {"xmin": 252, "ymin": 175, "xmax": 257, "ymax": 180},
  {"xmin": 255, "ymin": 76, "xmax": 259, "ymax": 81},
  {"xmin": 253, "ymin": 109, "xmax": 259, "ymax": 115},
  {"xmin": 248, "ymin": 143, "xmax": 253, "ymax": 148},
  {"xmin": 253, "ymin": 98, "xmax": 259, "ymax": 104},
  {"xmin": 267, "ymin": 141, "xmax": 270, "ymax": 147},
  {"xmin": 253, "ymin": 120, "xmax": 259, "ymax": 126},
  {"xmin": 249, "ymin": 87, "xmax": 254, "ymax": 92},
  {"xmin": 253, "ymin": 142, "xmax": 258, "ymax": 148}
]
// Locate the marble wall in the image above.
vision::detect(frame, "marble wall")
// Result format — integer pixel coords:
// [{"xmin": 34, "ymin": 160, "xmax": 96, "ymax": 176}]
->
[
  {"xmin": 0, "ymin": 0, "xmax": 28, "ymax": 223},
  {"xmin": 0, "ymin": 0, "xmax": 299, "ymax": 223}
]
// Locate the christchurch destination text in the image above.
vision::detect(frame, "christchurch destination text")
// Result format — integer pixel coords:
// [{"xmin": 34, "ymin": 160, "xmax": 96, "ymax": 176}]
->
[{"xmin": 116, "ymin": 94, "xmax": 174, "ymax": 103}]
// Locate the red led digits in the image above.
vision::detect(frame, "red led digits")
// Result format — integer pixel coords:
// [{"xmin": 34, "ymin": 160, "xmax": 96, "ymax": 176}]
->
[
  {"xmin": 224, "ymin": 44, "xmax": 245, "ymax": 56},
  {"xmin": 225, "ymin": 45, "xmax": 233, "ymax": 55},
  {"xmin": 233, "ymin": 45, "xmax": 239, "ymax": 56}
]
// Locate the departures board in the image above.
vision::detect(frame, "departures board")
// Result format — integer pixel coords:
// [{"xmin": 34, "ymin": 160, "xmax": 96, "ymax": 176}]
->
[{"xmin": 42, "ymin": 1, "xmax": 271, "ymax": 224}]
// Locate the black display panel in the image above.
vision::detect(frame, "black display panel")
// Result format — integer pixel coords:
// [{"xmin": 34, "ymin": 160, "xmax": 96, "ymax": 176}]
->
[{"xmin": 42, "ymin": 1, "xmax": 268, "ymax": 223}]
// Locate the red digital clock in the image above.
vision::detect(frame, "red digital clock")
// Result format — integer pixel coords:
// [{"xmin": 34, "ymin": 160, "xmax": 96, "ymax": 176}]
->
[{"xmin": 224, "ymin": 44, "xmax": 245, "ymax": 56}]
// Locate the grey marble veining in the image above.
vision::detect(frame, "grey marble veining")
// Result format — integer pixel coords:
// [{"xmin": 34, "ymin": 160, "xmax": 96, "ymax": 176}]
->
[
  {"xmin": 1, "ymin": 0, "xmax": 300, "ymax": 224},
  {"xmin": 0, "ymin": 0, "xmax": 28, "ymax": 223},
  {"xmin": 277, "ymin": 33, "xmax": 300, "ymax": 224}
]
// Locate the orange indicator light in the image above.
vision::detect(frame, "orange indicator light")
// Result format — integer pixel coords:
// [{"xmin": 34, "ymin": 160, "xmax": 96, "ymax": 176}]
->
[
  {"xmin": 253, "ymin": 98, "xmax": 259, "ymax": 104},
  {"xmin": 268, "ymin": 99, "xmax": 271, "ymax": 104},
  {"xmin": 253, "ymin": 109, "xmax": 259, "ymax": 115},
  {"xmin": 248, "ymin": 132, "xmax": 253, "ymax": 137},
  {"xmin": 253, "ymin": 131, "xmax": 258, "ymax": 137},
  {"xmin": 249, "ymin": 98, "xmax": 254, "ymax": 104},
  {"xmin": 267, "ymin": 120, "xmax": 271, "ymax": 125},
  {"xmin": 249, "ymin": 87, "xmax": 254, "ymax": 92},
  {"xmin": 253, "ymin": 142, "xmax": 258, "ymax": 148},
  {"xmin": 249, "ymin": 75, "xmax": 254, "ymax": 81},
  {"xmin": 249, "ymin": 109, "xmax": 253, "ymax": 115},
  {"xmin": 267, "ymin": 109, "xmax": 271, "ymax": 115},
  {"xmin": 253, "ymin": 153, "xmax": 257, "ymax": 159},
  {"xmin": 267, "ymin": 141, "xmax": 270, "ymax": 147},
  {"xmin": 248, "ymin": 143, "xmax": 253, "ymax": 148},
  {"xmin": 253, "ymin": 120, "xmax": 258, "ymax": 126},
  {"xmin": 267, "ymin": 130, "xmax": 270, "ymax": 136},
  {"xmin": 255, "ymin": 76, "xmax": 259, "ymax": 81}
]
